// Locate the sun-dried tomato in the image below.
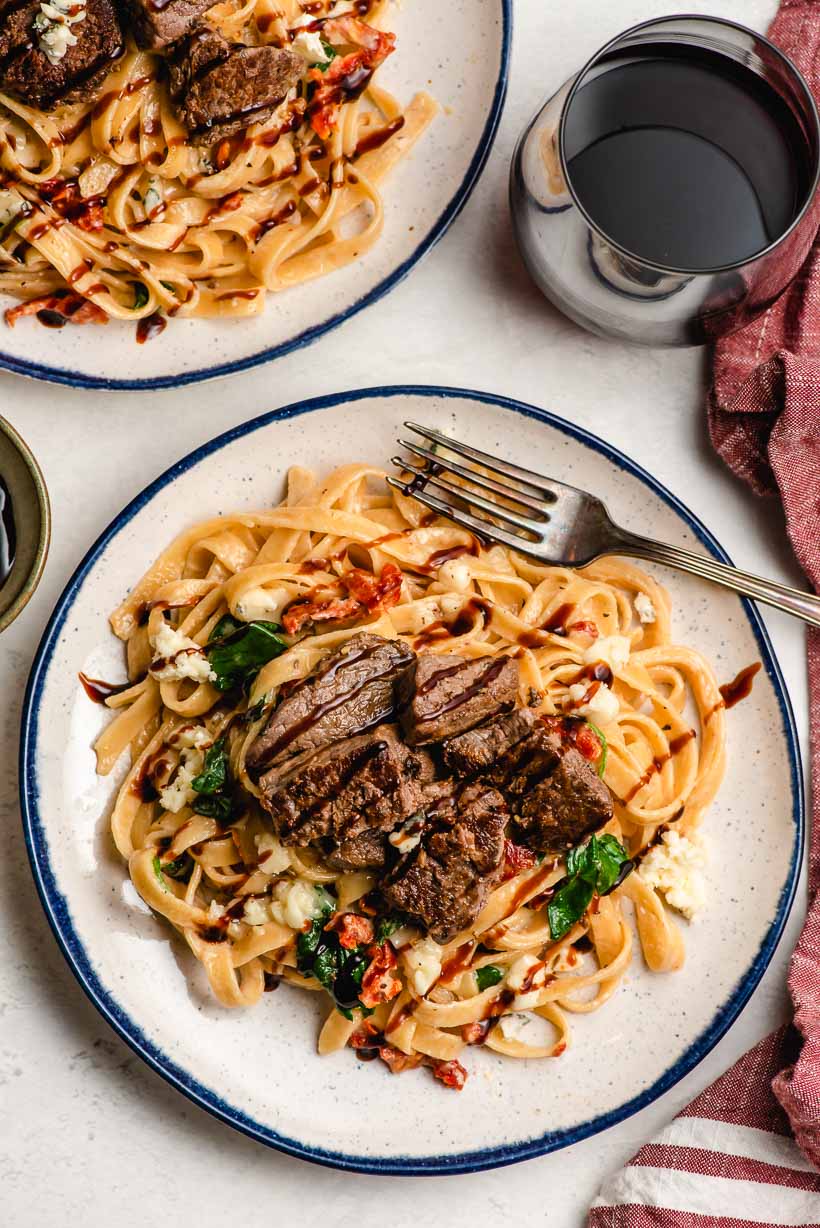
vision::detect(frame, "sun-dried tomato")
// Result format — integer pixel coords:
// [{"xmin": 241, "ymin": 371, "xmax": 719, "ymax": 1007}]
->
[
  {"xmin": 461, "ymin": 1020, "xmax": 492, "ymax": 1046},
  {"xmin": 307, "ymin": 19, "xmax": 395, "ymax": 139},
  {"xmin": 567, "ymin": 619, "xmax": 599, "ymax": 640},
  {"xmin": 501, "ymin": 839, "xmax": 537, "ymax": 881},
  {"xmin": 377, "ymin": 1044, "xmax": 423, "ymax": 1075},
  {"xmin": 39, "ymin": 178, "xmax": 105, "ymax": 231},
  {"xmin": 343, "ymin": 562, "xmax": 403, "ymax": 612},
  {"xmin": 281, "ymin": 592, "xmax": 362, "ymax": 635},
  {"xmin": 431, "ymin": 1059, "xmax": 467, "ymax": 1090},
  {"xmin": 349, "ymin": 1020, "xmax": 379, "ymax": 1049},
  {"xmin": 574, "ymin": 723, "xmax": 604, "ymax": 764},
  {"xmin": 359, "ymin": 941, "xmax": 401, "ymax": 1008},
  {"xmin": 325, "ymin": 912, "xmax": 375, "ymax": 950},
  {"xmin": 5, "ymin": 291, "xmax": 108, "ymax": 329}
]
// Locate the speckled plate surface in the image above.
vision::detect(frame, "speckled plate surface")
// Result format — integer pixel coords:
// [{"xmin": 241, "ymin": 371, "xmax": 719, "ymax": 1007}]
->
[
  {"xmin": 0, "ymin": 4, "xmax": 509, "ymax": 391},
  {"xmin": 20, "ymin": 387, "xmax": 803, "ymax": 1173}
]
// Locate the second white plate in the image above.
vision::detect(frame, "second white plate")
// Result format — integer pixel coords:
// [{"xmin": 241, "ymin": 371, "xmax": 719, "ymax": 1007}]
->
[{"xmin": 0, "ymin": 3, "xmax": 510, "ymax": 389}]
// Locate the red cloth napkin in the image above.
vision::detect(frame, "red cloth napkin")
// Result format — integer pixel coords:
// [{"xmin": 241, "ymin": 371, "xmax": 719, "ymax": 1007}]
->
[{"xmin": 589, "ymin": 2, "xmax": 820, "ymax": 1221}]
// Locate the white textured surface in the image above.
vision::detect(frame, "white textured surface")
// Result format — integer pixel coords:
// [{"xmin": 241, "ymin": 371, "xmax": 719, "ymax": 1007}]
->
[{"xmin": 2, "ymin": 0, "xmax": 810, "ymax": 1224}]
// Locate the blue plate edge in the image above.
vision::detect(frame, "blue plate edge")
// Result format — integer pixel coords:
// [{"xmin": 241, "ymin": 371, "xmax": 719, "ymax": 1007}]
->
[
  {"xmin": 19, "ymin": 383, "xmax": 805, "ymax": 1176},
  {"xmin": 0, "ymin": 5, "xmax": 512, "ymax": 393}
]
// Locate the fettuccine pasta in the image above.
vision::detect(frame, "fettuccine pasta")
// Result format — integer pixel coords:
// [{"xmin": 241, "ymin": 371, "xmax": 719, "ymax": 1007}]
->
[
  {"xmin": 0, "ymin": 0, "xmax": 436, "ymax": 333},
  {"xmin": 87, "ymin": 461, "xmax": 732, "ymax": 1089}
]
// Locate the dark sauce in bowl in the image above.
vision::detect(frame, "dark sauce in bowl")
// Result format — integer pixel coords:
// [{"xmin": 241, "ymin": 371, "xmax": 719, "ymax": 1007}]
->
[{"xmin": 0, "ymin": 475, "xmax": 15, "ymax": 586}]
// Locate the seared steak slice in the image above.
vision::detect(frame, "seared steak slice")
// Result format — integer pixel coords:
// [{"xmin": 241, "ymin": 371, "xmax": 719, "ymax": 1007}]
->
[
  {"xmin": 259, "ymin": 724, "xmax": 433, "ymax": 846},
  {"xmin": 326, "ymin": 828, "xmax": 388, "ymax": 871},
  {"xmin": 400, "ymin": 652, "xmax": 520, "ymax": 745},
  {"xmin": 515, "ymin": 747, "xmax": 612, "ymax": 851},
  {"xmin": 0, "ymin": 0, "xmax": 123, "ymax": 109},
  {"xmin": 485, "ymin": 723, "xmax": 564, "ymax": 798},
  {"xmin": 442, "ymin": 707, "xmax": 537, "ymax": 776},
  {"xmin": 168, "ymin": 27, "xmax": 301, "ymax": 143},
  {"xmin": 246, "ymin": 633, "xmax": 416, "ymax": 776},
  {"xmin": 120, "ymin": 0, "xmax": 218, "ymax": 50},
  {"xmin": 382, "ymin": 784, "xmax": 507, "ymax": 942}
]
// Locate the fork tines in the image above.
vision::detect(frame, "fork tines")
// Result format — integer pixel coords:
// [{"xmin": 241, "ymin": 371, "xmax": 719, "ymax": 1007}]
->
[{"xmin": 387, "ymin": 421, "xmax": 557, "ymax": 554}]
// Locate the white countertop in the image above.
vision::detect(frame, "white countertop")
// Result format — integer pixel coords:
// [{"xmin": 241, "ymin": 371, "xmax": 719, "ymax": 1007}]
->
[{"xmin": 2, "ymin": 0, "xmax": 807, "ymax": 1223}]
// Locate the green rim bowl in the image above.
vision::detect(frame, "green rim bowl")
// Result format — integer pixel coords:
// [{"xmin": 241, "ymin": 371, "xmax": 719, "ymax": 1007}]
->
[{"xmin": 0, "ymin": 416, "xmax": 50, "ymax": 633}]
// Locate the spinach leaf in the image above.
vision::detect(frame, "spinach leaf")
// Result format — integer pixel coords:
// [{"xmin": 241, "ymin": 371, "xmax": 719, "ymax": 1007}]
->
[
  {"xmin": 296, "ymin": 900, "xmax": 375, "ymax": 1017},
  {"xmin": 375, "ymin": 915, "xmax": 402, "ymax": 943},
  {"xmin": 475, "ymin": 964, "xmax": 504, "ymax": 992},
  {"xmin": 548, "ymin": 834, "xmax": 632, "ymax": 940},
  {"xmin": 162, "ymin": 853, "xmax": 193, "ymax": 881},
  {"xmin": 206, "ymin": 618, "xmax": 286, "ymax": 692},
  {"xmin": 152, "ymin": 854, "xmax": 167, "ymax": 889},
  {"xmin": 319, "ymin": 39, "xmax": 337, "ymax": 68},
  {"xmin": 585, "ymin": 720, "xmax": 608, "ymax": 777},
  {"xmin": 192, "ymin": 795, "xmax": 234, "ymax": 822},
  {"xmin": 548, "ymin": 877, "xmax": 595, "ymax": 941},
  {"xmin": 132, "ymin": 281, "xmax": 149, "ymax": 310},
  {"xmin": 191, "ymin": 738, "xmax": 228, "ymax": 796}
]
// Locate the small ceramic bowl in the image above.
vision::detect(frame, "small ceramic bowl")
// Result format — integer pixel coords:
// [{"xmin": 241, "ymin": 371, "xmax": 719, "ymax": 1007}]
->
[{"xmin": 0, "ymin": 415, "xmax": 50, "ymax": 633}]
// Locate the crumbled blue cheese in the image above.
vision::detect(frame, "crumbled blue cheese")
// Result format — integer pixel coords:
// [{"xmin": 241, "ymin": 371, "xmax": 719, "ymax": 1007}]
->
[
  {"xmin": 150, "ymin": 622, "xmax": 216, "ymax": 685},
  {"xmin": 584, "ymin": 635, "xmax": 630, "ymax": 674},
  {"xmin": 143, "ymin": 180, "xmax": 163, "ymax": 218},
  {"xmin": 635, "ymin": 592, "xmax": 656, "ymax": 624},
  {"xmin": 207, "ymin": 900, "xmax": 225, "ymax": 921},
  {"xmin": 243, "ymin": 897, "xmax": 270, "ymax": 927},
  {"xmin": 639, "ymin": 830, "xmax": 707, "ymax": 920},
  {"xmin": 498, "ymin": 1012, "xmax": 532, "ymax": 1041},
  {"xmin": 506, "ymin": 953, "xmax": 548, "ymax": 1010},
  {"xmin": 403, "ymin": 936, "xmax": 443, "ymax": 995},
  {"xmin": 33, "ymin": 0, "xmax": 87, "ymax": 66},
  {"xmin": 291, "ymin": 29, "xmax": 328, "ymax": 63},
  {"xmin": 234, "ymin": 585, "xmax": 290, "ymax": 623},
  {"xmin": 168, "ymin": 724, "xmax": 213, "ymax": 751},
  {"xmin": 388, "ymin": 814, "xmax": 424, "ymax": 854},
  {"xmin": 158, "ymin": 746, "xmax": 204, "ymax": 813},
  {"xmin": 270, "ymin": 879, "xmax": 327, "ymax": 929},
  {"xmin": 567, "ymin": 680, "xmax": 620, "ymax": 725}
]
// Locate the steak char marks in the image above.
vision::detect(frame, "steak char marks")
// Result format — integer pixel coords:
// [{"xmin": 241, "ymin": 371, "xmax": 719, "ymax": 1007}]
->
[
  {"xmin": 0, "ymin": 0, "xmax": 123, "ymax": 108},
  {"xmin": 247, "ymin": 632, "xmax": 416, "ymax": 776},
  {"xmin": 247, "ymin": 633, "xmax": 614, "ymax": 936},
  {"xmin": 121, "ymin": 0, "xmax": 219, "ymax": 50},
  {"xmin": 382, "ymin": 784, "xmax": 508, "ymax": 942},
  {"xmin": 167, "ymin": 27, "xmax": 301, "ymax": 144},
  {"xmin": 400, "ymin": 652, "xmax": 519, "ymax": 744}
]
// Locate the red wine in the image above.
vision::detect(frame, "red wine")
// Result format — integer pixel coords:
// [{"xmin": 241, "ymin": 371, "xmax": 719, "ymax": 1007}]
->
[{"xmin": 564, "ymin": 44, "xmax": 812, "ymax": 270}]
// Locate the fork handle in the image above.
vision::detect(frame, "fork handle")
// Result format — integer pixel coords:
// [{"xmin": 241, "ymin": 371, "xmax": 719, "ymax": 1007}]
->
[{"xmin": 610, "ymin": 528, "xmax": 820, "ymax": 629}]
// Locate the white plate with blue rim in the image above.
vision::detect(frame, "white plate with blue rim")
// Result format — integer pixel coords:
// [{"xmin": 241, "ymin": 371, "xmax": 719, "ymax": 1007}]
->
[
  {"xmin": 20, "ymin": 386, "xmax": 802, "ymax": 1173},
  {"xmin": 0, "ymin": 3, "xmax": 510, "ymax": 391}
]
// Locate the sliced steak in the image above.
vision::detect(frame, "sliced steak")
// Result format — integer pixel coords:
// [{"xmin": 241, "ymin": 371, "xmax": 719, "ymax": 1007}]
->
[
  {"xmin": 326, "ymin": 828, "xmax": 388, "ymax": 871},
  {"xmin": 246, "ymin": 633, "xmax": 416, "ymax": 777},
  {"xmin": 485, "ymin": 723, "xmax": 564, "ymax": 798},
  {"xmin": 0, "ymin": 0, "xmax": 123, "ymax": 109},
  {"xmin": 167, "ymin": 27, "xmax": 302, "ymax": 143},
  {"xmin": 400, "ymin": 652, "xmax": 520, "ymax": 745},
  {"xmin": 382, "ymin": 784, "xmax": 507, "ymax": 942},
  {"xmin": 515, "ymin": 747, "xmax": 613, "ymax": 851},
  {"xmin": 442, "ymin": 707, "xmax": 537, "ymax": 776},
  {"xmin": 259, "ymin": 724, "xmax": 433, "ymax": 846},
  {"xmin": 120, "ymin": 0, "xmax": 218, "ymax": 50}
]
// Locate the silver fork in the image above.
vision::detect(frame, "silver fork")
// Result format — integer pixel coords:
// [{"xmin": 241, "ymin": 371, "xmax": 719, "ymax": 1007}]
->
[{"xmin": 387, "ymin": 422, "xmax": 820, "ymax": 629}]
